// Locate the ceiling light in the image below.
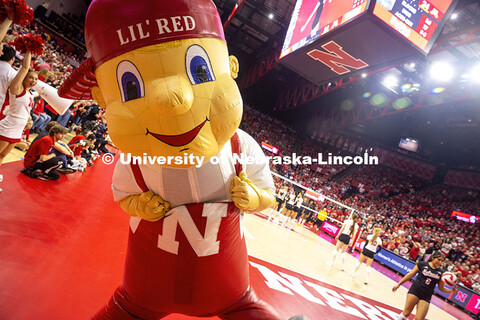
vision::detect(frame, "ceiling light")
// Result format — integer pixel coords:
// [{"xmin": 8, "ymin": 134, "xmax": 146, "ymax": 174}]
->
[
  {"xmin": 361, "ymin": 73, "xmax": 367, "ymax": 78},
  {"xmin": 429, "ymin": 62, "xmax": 455, "ymax": 82},
  {"xmin": 471, "ymin": 63, "xmax": 480, "ymax": 83},
  {"xmin": 383, "ymin": 75, "xmax": 398, "ymax": 87},
  {"xmin": 451, "ymin": 13, "xmax": 458, "ymax": 20},
  {"xmin": 268, "ymin": 13, "xmax": 274, "ymax": 19}
]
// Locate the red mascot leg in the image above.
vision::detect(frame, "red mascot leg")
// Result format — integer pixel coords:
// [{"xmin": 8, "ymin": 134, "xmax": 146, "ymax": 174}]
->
[
  {"xmin": 91, "ymin": 287, "xmax": 169, "ymax": 320},
  {"xmin": 217, "ymin": 287, "xmax": 281, "ymax": 320}
]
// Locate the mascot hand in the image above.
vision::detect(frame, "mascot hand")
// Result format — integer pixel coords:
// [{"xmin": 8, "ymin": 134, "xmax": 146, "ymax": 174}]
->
[
  {"xmin": 119, "ymin": 191, "xmax": 171, "ymax": 221},
  {"xmin": 230, "ymin": 171, "xmax": 275, "ymax": 212}
]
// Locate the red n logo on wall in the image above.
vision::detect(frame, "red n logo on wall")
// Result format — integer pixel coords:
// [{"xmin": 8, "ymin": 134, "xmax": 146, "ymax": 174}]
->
[
  {"xmin": 307, "ymin": 41, "xmax": 369, "ymax": 75},
  {"xmin": 455, "ymin": 291, "xmax": 468, "ymax": 303}
]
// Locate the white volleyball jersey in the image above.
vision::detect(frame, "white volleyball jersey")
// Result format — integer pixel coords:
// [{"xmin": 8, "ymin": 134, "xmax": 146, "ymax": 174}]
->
[{"xmin": 365, "ymin": 234, "xmax": 382, "ymax": 252}]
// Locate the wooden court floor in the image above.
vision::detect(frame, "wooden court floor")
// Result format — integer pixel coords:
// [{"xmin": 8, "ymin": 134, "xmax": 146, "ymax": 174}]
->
[
  {"xmin": 244, "ymin": 214, "xmax": 465, "ymax": 320},
  {"xmin": 0, "ymin": 157, "xmax": 471, "ymax": 319}
]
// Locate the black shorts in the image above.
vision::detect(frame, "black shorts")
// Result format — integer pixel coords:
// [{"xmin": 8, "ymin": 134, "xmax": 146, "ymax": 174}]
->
[
  {"xmin": 276, "ymin": 198, "xmax": 284, "ymax": 205},
  {"xmin": 294, "ymin": 206, "xmax": 302, "ymax": 213},
  {"xmin": 362, "ymin": 248, "xmax": 376, "ymax": 259},
  {"xmin": 408, "ymin": 283, "xmax": 433, "ymax": 303},
  {"xmin": 338, "ymin": 234, "xmax": 350, "ymax": 245},
  {"xmin": 285, "ymin": 203, "xmax": 294, "ymax": 211}
]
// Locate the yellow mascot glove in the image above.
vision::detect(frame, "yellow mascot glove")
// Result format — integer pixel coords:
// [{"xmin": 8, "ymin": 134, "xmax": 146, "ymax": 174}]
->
[
  {"xmin": 119, "ymin": 191, "xmax": 171, "ymax": 222},
  {"xmin": 230, "ymin": 171, "xmax": 275, "ymax": 212}
]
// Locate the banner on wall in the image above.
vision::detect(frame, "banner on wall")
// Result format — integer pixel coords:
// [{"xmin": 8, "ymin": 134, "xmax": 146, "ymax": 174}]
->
[
  {"xmin": 305, "ymin": 189, "xmax": 325, "ymax": 202},
  {"xmin": 319, "ymin": 220, "xmax": 340, "ymax": 237}
]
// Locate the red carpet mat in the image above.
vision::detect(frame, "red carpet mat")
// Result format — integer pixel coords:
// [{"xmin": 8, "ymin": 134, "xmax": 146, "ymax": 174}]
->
[{"xmin": 1, "ymin": 159, "xmax": 402, "ymax": 319}]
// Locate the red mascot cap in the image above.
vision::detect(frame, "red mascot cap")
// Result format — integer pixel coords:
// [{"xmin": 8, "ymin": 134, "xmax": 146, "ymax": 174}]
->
[{"xmin": 59, "ymin": 0, "xmax": 225, "ymax": 100}]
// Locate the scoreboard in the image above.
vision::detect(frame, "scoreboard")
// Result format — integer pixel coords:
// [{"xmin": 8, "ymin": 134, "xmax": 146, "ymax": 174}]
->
[
  {"xmin": 374, "ymin": 0, "xmax": 456, "ymax": 52},
  {"xmin": 281, "ymin": 0, "xmax": 369, "ymax": 59},
  {"xmin": 279, "ymin": 0, "xmax": 459, "ymax": 85}
]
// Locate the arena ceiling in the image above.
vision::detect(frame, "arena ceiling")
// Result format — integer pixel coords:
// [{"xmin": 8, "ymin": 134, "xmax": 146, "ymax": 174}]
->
[{"xmin": 213, "ymin": 0, "xmax": 480, "ymax": 167}]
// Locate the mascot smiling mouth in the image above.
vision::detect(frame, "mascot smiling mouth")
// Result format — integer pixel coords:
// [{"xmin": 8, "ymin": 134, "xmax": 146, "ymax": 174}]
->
[{"xmin": 146, "ymin": 117, "xmax": 209, "ymax": 147}]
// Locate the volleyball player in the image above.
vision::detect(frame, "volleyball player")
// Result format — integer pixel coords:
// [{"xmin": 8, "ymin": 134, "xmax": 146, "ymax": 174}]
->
[
  {"xmin": 287, "ymin": 192, "xmax": 303, "ymax": 229},
  {"xmin": 392, "ymin": 251, "xmax": 458, "ymax": 320},
  {"xmin": 297, "ymin": 199, "xmax": 312, "ymax": 226},
  {"xmin": 282, "ymin": 189, "xmax": 296, "ymax": 227},
  {"xmin": 328, "ymin": 213, "xmax": 360, "ymax": 270},
  {"xmin": 350, "ymin": 227, "xmax": 382, "ymax": 284},
  {"xmin": 275, "ymin": 186, "xmax": 287, "ymax": 211},
  {"xmin": 269, "ymin": 185, "xmax": 287, "ymax": 223}
]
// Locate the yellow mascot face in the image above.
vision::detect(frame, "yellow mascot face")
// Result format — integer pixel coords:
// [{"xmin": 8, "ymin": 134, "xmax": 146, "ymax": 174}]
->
[{"xmin": 92, "ymin": 38, "xmax": 243, "ymax": 167}]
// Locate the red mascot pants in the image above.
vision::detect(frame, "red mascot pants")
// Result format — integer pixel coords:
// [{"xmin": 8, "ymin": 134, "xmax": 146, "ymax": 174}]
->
[{"xmin": 92, "ymin": 202, "xmax": 279, "ymax": 320}]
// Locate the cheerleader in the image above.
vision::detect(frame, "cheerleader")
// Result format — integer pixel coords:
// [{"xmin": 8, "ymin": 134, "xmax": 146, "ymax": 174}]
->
[
  {"xmin": 350, "ymin": 227, "xmax": 382, "ymax": 284},
  {"xmin": 0, "ymin": 8, "xmax": 13, "ymax": 56},
  {"xmin": 328, "ymin": 213, "xmax": 360, "ymax": 270},
  {"xmin": 0, "ymin": 51, "xmax": 36, "ymax": 165},
  {"xmin": 392, "ymin": 251, "xmax": 458, "ymax": 320}
]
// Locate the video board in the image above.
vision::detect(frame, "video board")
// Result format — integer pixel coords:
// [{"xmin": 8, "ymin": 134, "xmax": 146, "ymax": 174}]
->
[
  {"xmin": 280, "ymin": 0, "xmax": 370, "ymax": 59},
  {"xmin": 373, "ymin": 0, "xmax": 458, "ymax": 52}
]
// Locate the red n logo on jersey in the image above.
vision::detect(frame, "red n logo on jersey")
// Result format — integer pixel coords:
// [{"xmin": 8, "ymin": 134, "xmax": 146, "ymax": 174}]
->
[
  {"xmin": 156, "ymin": 203, "xmax": 228, "ymax": 257},
  {"xmin": 307, "ymin": 41, "xmax": 369, "ymax": 75},
  {"xmin": 130, "ymin": 203, "xmax": 229, "ymax": 257},
  {"xmin": 455, "ymin": 291, "xmax": 468, "ymax": 302}
]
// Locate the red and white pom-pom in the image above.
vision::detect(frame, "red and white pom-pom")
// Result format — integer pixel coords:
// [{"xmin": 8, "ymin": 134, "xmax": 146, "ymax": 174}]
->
[
  {"xmin": 10, "ymin": 34, "xmax": 44, "ymax": 55},
  {"xmin": 0, "ymin": 0, "xmax": 34, "ymax": 26},
  {"xmin": 441, "ymin": 272, "xmax": 457, "ymax": 287}
]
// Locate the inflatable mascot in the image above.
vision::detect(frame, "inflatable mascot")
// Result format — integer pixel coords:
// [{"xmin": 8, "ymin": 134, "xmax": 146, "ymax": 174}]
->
[{"xmin": 59, "ymin": 0, "xmax": 280, "ymax": 319}]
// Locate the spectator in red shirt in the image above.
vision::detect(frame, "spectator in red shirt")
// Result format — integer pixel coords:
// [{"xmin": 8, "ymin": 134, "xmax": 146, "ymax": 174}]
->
[
  {"xmin": 21, "ymin": 125, "xmax": 67, "ymax": 180},
  {"xmin": 68, "ymin": 134, "xmax": 86, "ymax": 146},
  {"xmin": 461, "ymin": 275, "xmax": 473, "ymax": 288},
  {"xmin": 460, "ymin": 266, "xmax": 471, "ymax": 278},
  {"xmin": 409, "ymin": 242, "xmax": 420, "ymax": 261},
  {"xmin": 68, "ymin": 138, "xmax": 91, "ymax": 172}
]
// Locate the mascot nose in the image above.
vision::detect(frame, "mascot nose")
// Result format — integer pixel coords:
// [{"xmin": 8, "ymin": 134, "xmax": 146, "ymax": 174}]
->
[{"xmin": 154, "ymin": 76, "xmax": 194, "ymax": 117}]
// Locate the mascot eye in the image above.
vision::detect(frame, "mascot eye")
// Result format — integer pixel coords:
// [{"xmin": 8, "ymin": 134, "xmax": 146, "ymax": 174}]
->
[
  {"xmin": 116, "ymin": 61, "xmax": 145, "ymax": 102},
  {"xmin": 185, "ymin": 45, "xmax": 215, "ymax": 85}
]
